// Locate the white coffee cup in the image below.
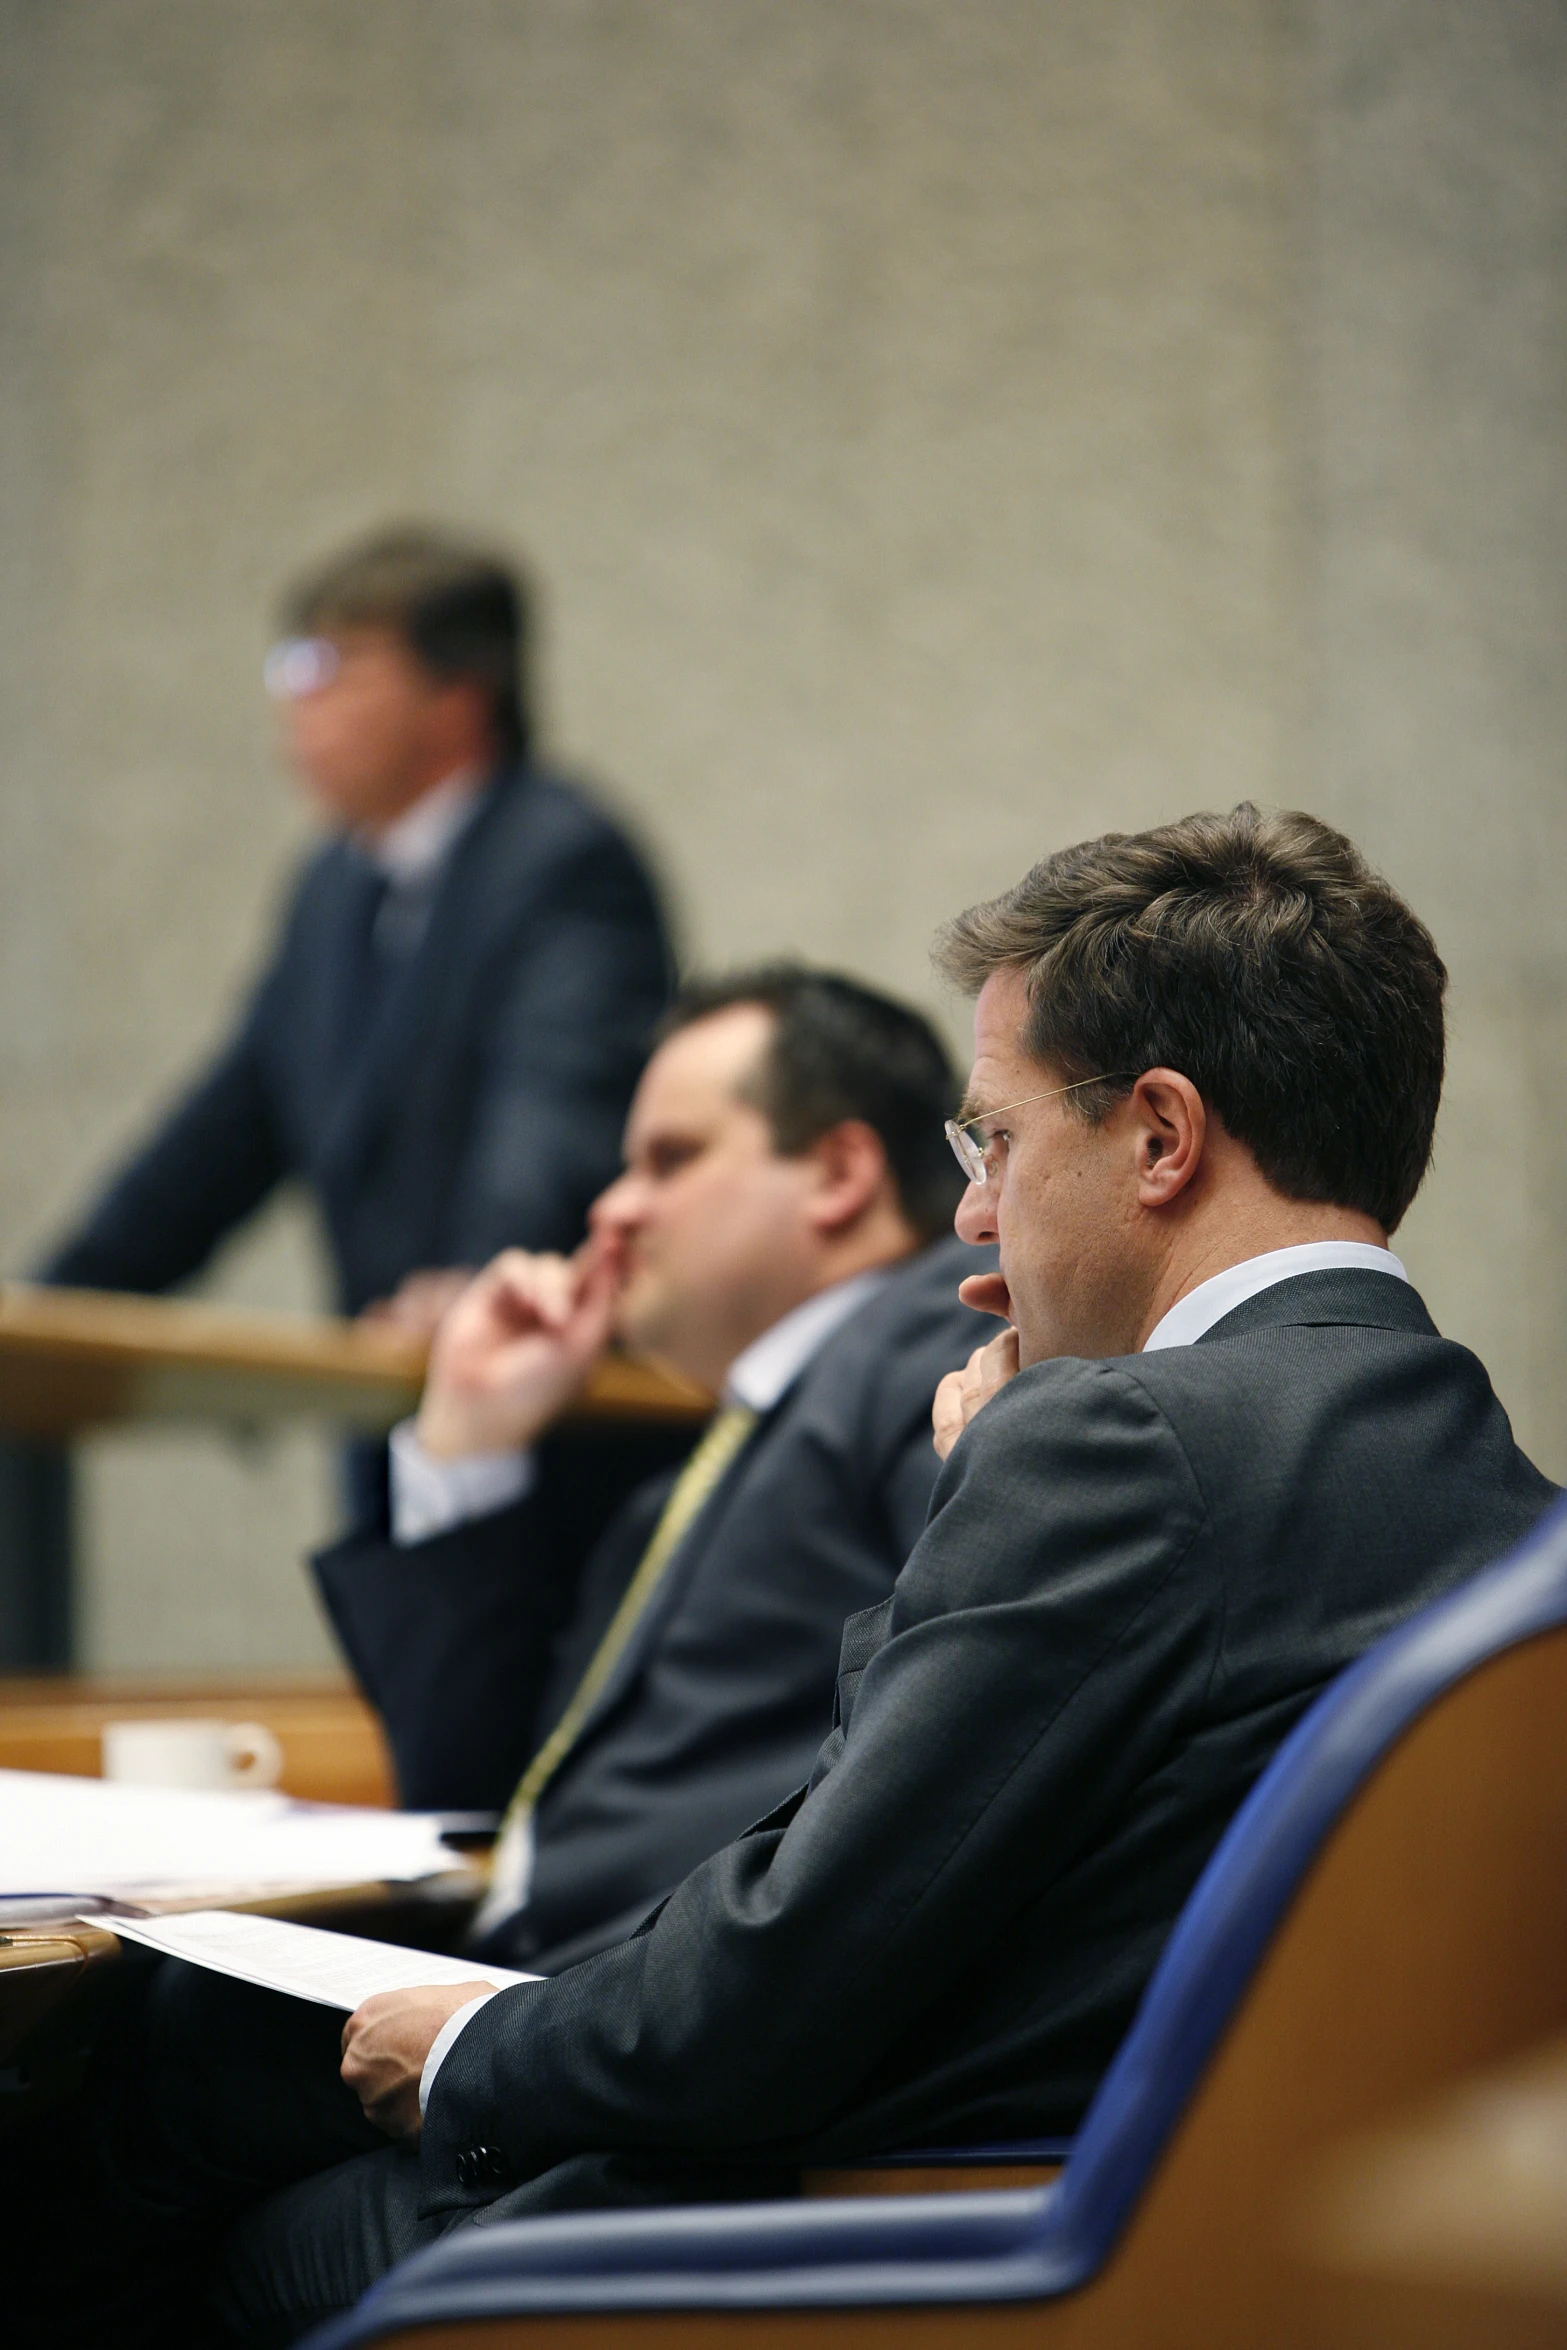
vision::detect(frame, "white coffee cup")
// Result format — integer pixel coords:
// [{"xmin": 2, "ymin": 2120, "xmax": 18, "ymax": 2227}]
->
[{"xmin": 100, "ymin": 1718, "xmax": 285, "ymax": 1792}]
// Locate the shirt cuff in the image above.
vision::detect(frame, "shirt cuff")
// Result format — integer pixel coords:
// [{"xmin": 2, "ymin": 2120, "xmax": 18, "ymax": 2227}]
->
[
  {"xmin": 419, "ymin": 1990, "xmax": 498, "ymax": 2117},
  {"xmin": 389, "ymin": 1420, "xmax": 537, "ymax": 1546}
]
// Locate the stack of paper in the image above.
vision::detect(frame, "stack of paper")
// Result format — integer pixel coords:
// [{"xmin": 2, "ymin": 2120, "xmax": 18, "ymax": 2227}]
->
[{"xmin": 0, "ymin": 1768, "xmax": 461, "ymax": 1907}]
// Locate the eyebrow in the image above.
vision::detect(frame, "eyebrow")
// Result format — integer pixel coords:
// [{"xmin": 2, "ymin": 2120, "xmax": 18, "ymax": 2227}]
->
[{"xmin": 955, "ymin": 1092, "xmax": 994, "ymax": 1127}]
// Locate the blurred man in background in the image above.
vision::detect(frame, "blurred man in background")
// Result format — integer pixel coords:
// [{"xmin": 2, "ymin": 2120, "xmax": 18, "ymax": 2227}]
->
[
  {"xmin": 23, "ymin": 529, "xmax": 675, "ymax": 1592},
  {"xmin": 45, "ymin": 526, "xmax": 672, "ymax": 1330}
]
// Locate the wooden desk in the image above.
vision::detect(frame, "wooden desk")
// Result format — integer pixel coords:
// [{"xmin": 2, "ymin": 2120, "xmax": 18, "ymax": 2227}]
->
[
  {"xmin": 0, "ymin": 1284, "xmax": 711, "ymax": 1669},
  {"xmin": 0, "ymin": 1673, "xmax": 396, "ymax": 1807},
  {"xmin": 0, "ymin": 1283, "xmax": 711, "ymax": 1441}
]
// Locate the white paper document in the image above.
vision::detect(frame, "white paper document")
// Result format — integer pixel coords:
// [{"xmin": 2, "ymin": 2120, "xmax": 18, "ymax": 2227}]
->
[
  {"xmin": 99, "ymin": 1907, "xmax": 536, "ymax": 2010},
  {"xmin": 0, "ymin": 1768, "xmax": 461, "ymax": 1905}
]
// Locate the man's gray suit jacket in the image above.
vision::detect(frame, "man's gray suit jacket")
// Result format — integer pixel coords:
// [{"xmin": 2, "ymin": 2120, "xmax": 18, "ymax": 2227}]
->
[
  {"xmin": 314, "ymin": 1235, "xmax": 1001, "ymax": 1972},
  {"xmin": 416, "ymin": 1269, "xmax": 1556, "ymax": 2210}
]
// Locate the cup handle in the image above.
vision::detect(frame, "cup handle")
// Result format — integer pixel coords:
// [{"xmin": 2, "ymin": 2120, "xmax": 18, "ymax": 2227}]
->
[{"xmin": 226, "ymin": 1721, "xmax": 284, "ymax": 1788}]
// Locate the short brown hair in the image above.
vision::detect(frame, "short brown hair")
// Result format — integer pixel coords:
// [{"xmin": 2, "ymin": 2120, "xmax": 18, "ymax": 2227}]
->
[
  {"xmin": 661, "ymin": 964, "xmax": 964, "ymax": 1242},
  {"xmin": 283, "ymin": 526, "xmax": 530, "ymax": 759},
  {"xmin": 935, "ymin": 805, "xmax": 1446, "ymax": 1233}
]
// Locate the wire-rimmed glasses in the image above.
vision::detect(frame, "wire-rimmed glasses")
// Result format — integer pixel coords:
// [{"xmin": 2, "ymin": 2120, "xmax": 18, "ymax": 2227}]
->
[{"xmin": 944, "ymin": 1074, "xmax": 1132, "ymax": 1186}]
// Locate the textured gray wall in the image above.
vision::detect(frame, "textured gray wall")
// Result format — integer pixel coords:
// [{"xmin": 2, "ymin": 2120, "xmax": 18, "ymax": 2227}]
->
[
  {"xmin": 0, "ymin": 2, "xmax": 1562, "ymax": 1667},
  {"xmin": 1302, "ymin": 0, "xmax": 1567, "ymax": 1472}
]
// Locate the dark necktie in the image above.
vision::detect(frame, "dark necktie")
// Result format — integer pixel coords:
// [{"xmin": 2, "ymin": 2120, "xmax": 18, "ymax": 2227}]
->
[{"xmin": 335, "ymin": 861, "xmax": 394, "ymax": 1076}]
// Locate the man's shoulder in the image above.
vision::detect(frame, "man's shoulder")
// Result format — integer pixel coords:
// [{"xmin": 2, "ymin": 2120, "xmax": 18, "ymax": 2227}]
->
[
  {"xmin": 950, "ymin": 1350, "xmax": 1203, "ymax": 1489},
  {"xmin": 1124, "ymin": 1272, "xmax": 1459, "ymax": 1418},
  {"xmin": 949, "ymin": 1279, "xmax": 1551, "ymax": 1532},
  {"xmin": 476, "ymin": 762, "xmax": 654, "ymax": 881}
]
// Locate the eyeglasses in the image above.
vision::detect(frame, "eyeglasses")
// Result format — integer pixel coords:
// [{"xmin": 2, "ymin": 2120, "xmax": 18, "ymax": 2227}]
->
[
  {"xmin": 263, "ymin": 637, "xmax": 341, "ymax": 700},
  {"xmin": 944, "ymin": 1074, "xmax": 1131, "ymax": 1187}
]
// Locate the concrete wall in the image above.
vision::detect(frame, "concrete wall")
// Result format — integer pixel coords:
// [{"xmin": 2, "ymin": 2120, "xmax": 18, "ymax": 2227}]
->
[{"xmin": 0, "ymin": 2, "xmax": 1561, "ymax": 1667}]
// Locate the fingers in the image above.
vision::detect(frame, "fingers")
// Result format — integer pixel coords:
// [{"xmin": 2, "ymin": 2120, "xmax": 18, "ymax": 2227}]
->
[
  {"xmin": 565, "ymin": 1243, "xmax": 623, "ymax": 1357},
  {"xmin": 973, "ymin": 1325, "xmax": 1021, "ymax": 1401},
  {"xmin": 931, "ymin": 1330, "xmax": 1023, "ymax": 1460},
  {"xmin": 341, "ymin": 1983, "xmax": 498, "ymax": 2146},
  {"xmin": 932, "ymin": 1367, "xmax": 969, "ymax": 1460},
  {"xmin": 485, "ymin": 1251, "xmax": 579, "ymax": 1334}
]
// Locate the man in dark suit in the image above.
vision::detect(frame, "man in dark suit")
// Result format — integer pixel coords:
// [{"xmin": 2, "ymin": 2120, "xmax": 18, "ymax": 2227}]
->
[
  {"xmin": 44, "ymin": 527, "xmax": 672, "ymax": 1322},
  {"xmin": 14, "ymin": 530, "xmax": 674, "ymax": 1626},
  {"xmin": 312, "ymin": 966, "xmax": 993, "ymax": 1972},
  {"xmin": 72, "ymin": 808, "xmax": 1558, "ymax": 2346}
]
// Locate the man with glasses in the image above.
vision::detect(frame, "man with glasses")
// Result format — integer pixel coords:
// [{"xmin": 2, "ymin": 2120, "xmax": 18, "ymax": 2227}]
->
[{"xmin": 70, "ymin": 809, "xmax": 1558, "ymax": 2346}]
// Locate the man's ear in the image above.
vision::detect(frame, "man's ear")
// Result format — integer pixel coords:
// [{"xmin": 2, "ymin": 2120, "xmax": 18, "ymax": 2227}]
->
[
  {"xmin": 1127, "ymin": 1070, "xmax": 1206, "ymax": 1209},
  {"xmin": 802, "ymin": 1119, "xmax": 892, "ymax": 1235}
]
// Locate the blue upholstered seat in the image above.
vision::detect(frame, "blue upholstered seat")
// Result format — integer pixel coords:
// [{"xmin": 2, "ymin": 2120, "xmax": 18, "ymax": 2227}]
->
[{"xmin": 307, "ymin": 1490, "xmax": 1567, "ymax": 2346}]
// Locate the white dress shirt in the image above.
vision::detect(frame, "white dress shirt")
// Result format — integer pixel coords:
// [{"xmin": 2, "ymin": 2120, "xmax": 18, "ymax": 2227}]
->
[
  {"xmin": 363, "ymin": 767, "xmax": 485, "ymax": 888},
  {"xmin": 1140, "ymin": 1240, "xmax": 1406, "ymax": 1352},
  {"xmin": 356, "ymin": 766, "xmax": 486, "ymax": 965},
  {"xmin": 413, "ymin": 1239, "xmax": 1407, "ymax": 2115}
]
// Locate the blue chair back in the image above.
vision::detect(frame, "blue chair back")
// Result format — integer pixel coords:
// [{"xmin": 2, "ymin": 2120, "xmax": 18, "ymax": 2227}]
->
[{"xmin": 1041, "ymin": 1487, "xmax": 1567, "ymax": 2283}]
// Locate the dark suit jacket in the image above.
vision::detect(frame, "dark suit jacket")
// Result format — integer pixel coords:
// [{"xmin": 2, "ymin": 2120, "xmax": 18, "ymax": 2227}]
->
[
  {"xmin": 314, "ymin": 1236, "xmax": 1000, "ymax": 1971},
  {"xmin": 420, "ymin": 1271, "xmax": 1557, "ymax": 2211},
  {"xmin": 43, "ymin": 763, "xmax": 671, "ymax": 1312}
]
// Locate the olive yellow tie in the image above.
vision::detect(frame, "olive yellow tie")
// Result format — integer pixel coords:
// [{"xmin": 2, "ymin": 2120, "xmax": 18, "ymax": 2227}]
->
[{"xmin": 472, "ymin": 1403, "xmax": 759, "ymax": 1937}]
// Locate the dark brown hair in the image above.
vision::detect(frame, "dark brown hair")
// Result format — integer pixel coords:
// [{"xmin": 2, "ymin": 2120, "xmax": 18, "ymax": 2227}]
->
[
  {"xmin": 662, "ymin": 964, "xmax": 964, "ymax": 1242},
  {"xmin": 935, "ymin": 805, "xmax": 1446, "ymax": 1233},
  {"xmin": 282, "ymin": 526, "xmax": 531, "ymax": 759}
]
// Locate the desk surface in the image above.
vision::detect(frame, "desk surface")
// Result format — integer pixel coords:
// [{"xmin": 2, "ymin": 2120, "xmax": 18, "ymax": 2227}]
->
[
  {"xmin": 0, "ymin": 1282, "xmax": 711, "ymax": 1439},
  {"xmin": 0, "ymin": 1672, "xmax": 397, "ymax": 1807}
]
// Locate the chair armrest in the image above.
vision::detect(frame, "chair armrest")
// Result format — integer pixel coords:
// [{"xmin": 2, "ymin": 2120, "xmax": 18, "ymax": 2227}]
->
[{"xmin": 307, "ymin": 2185, "xmax": 1063, "ymax": 2347}]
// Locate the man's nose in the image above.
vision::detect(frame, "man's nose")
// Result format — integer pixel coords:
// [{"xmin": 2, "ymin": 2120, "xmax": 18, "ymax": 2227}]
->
[
  {"xmin": 954, "ymin": 1176, "xmax": 998, "ymax": 1245},
  {"xmin": 591, "ymin": 1172, "xmax": 641, "ymax": 1234}
]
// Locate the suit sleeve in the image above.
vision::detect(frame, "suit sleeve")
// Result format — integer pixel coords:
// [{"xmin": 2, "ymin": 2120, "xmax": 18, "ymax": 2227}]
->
[
  {"xmin": 311, "ymin": 1444, "xmax": 679, "ymax": 1811},
  {"xmin": 420, "ymin": 1359, "xmax": 1215, "ymax": 2197},
  {"xmin": 40, "ymin": 996, "xmax": 286, "ymax": 1293},
  {"xmin": 438, "ymin": 829, "xmax": 671, "ymax": 1265},
  {"xmin": 311, "ymin": 1495, "xmax": 588, "ymax": 1812}
]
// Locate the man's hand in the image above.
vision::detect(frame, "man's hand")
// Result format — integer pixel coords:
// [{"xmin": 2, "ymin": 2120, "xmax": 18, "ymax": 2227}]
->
[
  {"xmin": 932, "ymin": 1327, "xmax": 1021, "ymax": 1460},
  {"xmin": 415, "ymin": 1238, "xmax": 622, "ymax": 1460},
  {"xmin": 359, "ymin": 1268, "xmax": 475, "ymax": 1340},
  {"xmin": 340, "ymin": 1980, "xmax": 497, "ymax": 2145}
]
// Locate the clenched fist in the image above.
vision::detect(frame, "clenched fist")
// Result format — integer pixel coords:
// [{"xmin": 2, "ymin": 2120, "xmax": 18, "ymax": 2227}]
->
[{"xmin": 340, "ymin": 1981, "xmax": 496, "ymax": 2145}]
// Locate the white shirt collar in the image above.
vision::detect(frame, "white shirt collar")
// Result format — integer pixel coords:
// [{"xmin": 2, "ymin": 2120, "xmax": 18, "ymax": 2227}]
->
[
  {"xmin": 1141, "ymin": 1241, "xmax": 1407, "ymax": 1353},
  {"xmin": 723, "ymin": 1267, "xmax": 894, "ymax": 1414},
  {"xmin": 362, "ymin": 767, "xmax": 486, "ymax": 889}
]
